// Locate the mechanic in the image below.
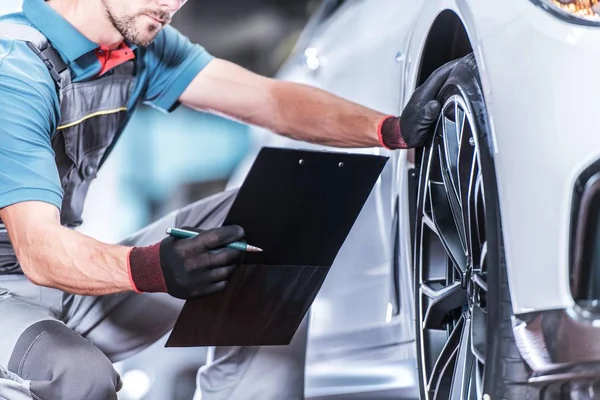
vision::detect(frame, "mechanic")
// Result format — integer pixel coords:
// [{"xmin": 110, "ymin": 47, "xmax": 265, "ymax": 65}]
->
[{"xmin": 0, "ymin": 0, "xmax": 456, "ymax": 399}]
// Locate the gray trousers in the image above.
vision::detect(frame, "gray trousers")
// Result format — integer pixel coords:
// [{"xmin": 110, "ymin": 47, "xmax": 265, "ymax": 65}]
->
[{"xmin": 0, "ymin": 189, "xmax": 308, "ymax": 400}]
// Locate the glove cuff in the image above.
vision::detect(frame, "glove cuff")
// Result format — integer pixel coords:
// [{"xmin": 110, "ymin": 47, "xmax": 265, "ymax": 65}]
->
[
  {"xmin": 377, "ymin": 116, "xmax": 408, "ymax": 150},
  {"xmin": 127, "ymin": 243, "xmax": 167, "ymax": 293}
]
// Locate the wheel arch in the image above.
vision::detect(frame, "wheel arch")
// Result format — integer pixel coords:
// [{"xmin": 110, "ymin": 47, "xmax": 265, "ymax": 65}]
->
[
  {"xmin": 415, "ymin": 10, "xmax": 472, "ymax": 87},
  {"xmin": 408, "ymin": 10, "xmax": 475, "ymax": 247}
]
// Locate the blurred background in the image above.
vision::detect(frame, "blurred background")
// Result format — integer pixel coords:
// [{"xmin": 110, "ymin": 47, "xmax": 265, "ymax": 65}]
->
[
  {"xmin": 0, "ymin": 0, "xmax": 322, "ymax": 399},
  {"xmin": 82, "ymin": 0, "xmax": 323, "ymax": 244},
  {"xmin": 85, "ymin": 2, "xmax": 324, "ymax": 400}
]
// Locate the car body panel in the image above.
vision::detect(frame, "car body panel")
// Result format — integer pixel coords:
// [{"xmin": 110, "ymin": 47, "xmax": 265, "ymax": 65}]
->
[{"xmin": 478, "ymin": 10, "xmax": 600, "ymax": 313}]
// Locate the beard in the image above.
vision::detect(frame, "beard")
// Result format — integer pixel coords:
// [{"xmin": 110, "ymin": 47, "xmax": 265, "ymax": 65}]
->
[{"xmin": 105, "ymin": 6, "xmax": 171, "ymax": 47}]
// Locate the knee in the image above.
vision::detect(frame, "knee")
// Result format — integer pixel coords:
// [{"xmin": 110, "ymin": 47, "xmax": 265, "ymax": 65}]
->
[{"xmin": 8, "ymin": 320, "xmax": 121, "ymax": 400}]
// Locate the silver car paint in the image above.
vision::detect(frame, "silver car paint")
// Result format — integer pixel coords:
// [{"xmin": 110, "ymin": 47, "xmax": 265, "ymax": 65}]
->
[
  {"xmin": 230, "ymin": 0, "xmax": 600, "ymax": 396},
  {"xmin": 228, "ymin": 1, "xmax": 424, "ymax": 396}
]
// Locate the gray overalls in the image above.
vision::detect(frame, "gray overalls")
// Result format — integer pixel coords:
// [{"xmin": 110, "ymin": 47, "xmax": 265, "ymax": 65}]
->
[
  {"xmin": 0, "ymin": 23, "xmax": 137, "ymax": 273},
  {"xmin": 0, "ymin": 24, "xmax": 307, "ymax": 400}
]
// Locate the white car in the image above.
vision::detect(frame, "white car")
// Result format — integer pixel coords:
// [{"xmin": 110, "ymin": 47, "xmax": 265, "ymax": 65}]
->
[{"xmin": 228, "ymin": 0, "xmax": 600, "ymax": 399}]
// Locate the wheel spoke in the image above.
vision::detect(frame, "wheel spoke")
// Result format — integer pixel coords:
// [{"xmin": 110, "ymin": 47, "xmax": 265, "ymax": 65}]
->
[
  {"xmin": 456, "ymin": 102, "xmax": 466, "ymax": 151},
  {"xmin": 421, "ymin": 214, "xmax": 450, "ymax": 282},
  {"xmin": 475, "ymin": 363, "xmax": 484, "ymax": 400},
  {"xmin": 438, "ymin": 143, "xmax": 468, "ymax": 254},
  {"xmin": 467, "ymin": 361, "xmax": 478, "ymax": 400},
  {"xmin": 421, "ymin": 281, "xmax": 466, "ymax": 329},
  {"xmin": 471, "ymin": 304, "xmax": 486, "ymax": 363},
  {"xmin": 457, "ymin": 120, "xmax": 473, "ymax": 173},
  {"xmin": 428, "ymin": 316, "xmax": 464, "ymax": 393},
  {"xmin": 457, "ymin": 111, "xmax": 474, "ymax": 203},
  {"xmin": 428, "ymin": 181, "xmax": 467, "ymax": 273},
  {"xmin": 473, "ymin": 274, "xmax": 487, "ymax": 293},
  {"xmin": 450, "ymin": 316, "xmax": 475, "ymax": 399},
  {"xmin": 465, "ymin": 146, "xmax": 480, "ymax": 262},
  {"xmin": 442, "ymin": 113, "xmax": 460, "ymax": 197},
  {"xmin": 478, "ymin": 242, "xmax": 488, "ymax": 274},
  {"xmin": 432, "ymin": 346, "xmax": 458, "ymax": 400},
  {"xmin": 474, "ymin": 174, "xmax": 485, "ymax": 245},
  {"xmin": 423, "ymin": 213, "xmax": 439, "ymax": 236}
]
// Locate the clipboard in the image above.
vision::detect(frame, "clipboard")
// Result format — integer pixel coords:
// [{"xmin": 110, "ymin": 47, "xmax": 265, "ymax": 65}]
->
[{"xmin": 166, "ymin": 147, "xmax": 388, "ymax": 347}]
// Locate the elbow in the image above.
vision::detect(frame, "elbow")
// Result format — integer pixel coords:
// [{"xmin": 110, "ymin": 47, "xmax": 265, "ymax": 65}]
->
[
  {"xmin": 14, "ymin": 237, "xmax": 55, "ymax": 287},
  {"xmin": 0, "ymin": 202, "xmax": 62, "ymax": 287},
  {"xmin": 19, "ymin": 257, "xmax": 48, "ymax": 286}
]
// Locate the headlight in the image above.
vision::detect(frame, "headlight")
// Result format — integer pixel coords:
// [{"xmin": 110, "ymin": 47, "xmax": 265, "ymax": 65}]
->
[{"xmin": 531, "ymin": 0, "xmax": 600, "ymax": 25}]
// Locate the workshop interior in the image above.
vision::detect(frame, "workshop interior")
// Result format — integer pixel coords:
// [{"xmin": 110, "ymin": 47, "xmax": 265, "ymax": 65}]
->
[{"xmin": 2, "ymin": 0, "xmax": 600, "ymax": 399}]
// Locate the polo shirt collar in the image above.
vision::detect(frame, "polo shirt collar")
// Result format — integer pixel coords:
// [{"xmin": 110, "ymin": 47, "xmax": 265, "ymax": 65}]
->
[
  {"xmin": 22, "ymin": 0, "xmax": 138, "ymax": 62},
  {"xmin": 23, "ymin": 0, "xmax": 96, "ymax": 61}
]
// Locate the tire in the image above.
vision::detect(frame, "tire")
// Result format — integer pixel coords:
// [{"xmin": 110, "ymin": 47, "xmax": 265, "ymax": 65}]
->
[{"xmin": 412, "ymin": 54, "xmax": 535, "ymax": 400}]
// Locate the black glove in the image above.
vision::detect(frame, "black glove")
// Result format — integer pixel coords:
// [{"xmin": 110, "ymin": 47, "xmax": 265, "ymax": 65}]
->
[
  {"xmin": 378, "ymin": 59, "xmax": 459, "ymax": 149},
  {"xmin": 128, "ymin": 225, "xmax": 245, "ymax": 299}
]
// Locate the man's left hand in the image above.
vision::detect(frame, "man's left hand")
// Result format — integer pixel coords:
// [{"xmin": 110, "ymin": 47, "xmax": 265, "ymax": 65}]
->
[{"xmin": 378, "ymin": 59, "xmax": 460, "ymax": 149}]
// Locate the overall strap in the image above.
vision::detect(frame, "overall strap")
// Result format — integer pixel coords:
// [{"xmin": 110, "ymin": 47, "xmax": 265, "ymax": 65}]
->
[{"xmin": 0, "ymin": 23, "xmax": 70, "ymax": 88}]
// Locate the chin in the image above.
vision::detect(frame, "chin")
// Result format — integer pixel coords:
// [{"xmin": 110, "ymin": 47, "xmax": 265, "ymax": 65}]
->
[{"xmin": 129, "ymin": 30, "xmax": 158, "ymax": 47}]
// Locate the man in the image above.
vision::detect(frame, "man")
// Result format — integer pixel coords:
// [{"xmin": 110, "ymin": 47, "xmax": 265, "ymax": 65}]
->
[{"xmin": 0, "ymin": 0, "xmax": 456, "ymax": 399}]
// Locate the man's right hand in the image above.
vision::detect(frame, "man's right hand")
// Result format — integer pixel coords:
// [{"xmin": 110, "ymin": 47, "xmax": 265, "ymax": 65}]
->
[
  {"xmin": 378, "ymin": 60, "xmax": 459, "ymax": 149},
  {"xmin": 128, "ymin": 225, "xmax": 245, "ymax": 299}
]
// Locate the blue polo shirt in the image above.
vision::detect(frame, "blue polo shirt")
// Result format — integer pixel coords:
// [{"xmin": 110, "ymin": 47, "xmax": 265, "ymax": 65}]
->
[{"xmin": 0, "ymin": 0, "xmax": 214, "ymax": 211}]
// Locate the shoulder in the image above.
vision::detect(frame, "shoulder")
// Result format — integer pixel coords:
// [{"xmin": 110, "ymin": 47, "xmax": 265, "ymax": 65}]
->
[
  {"xmin": 137, "ymin": 26, "xmax": 214, "ymax": 112},
  {"xmin": 0, "ymin": 17, "xmax": 59, "ymax": 115}
]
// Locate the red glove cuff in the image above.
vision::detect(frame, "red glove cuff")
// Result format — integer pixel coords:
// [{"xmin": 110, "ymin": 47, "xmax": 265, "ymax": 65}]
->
[
  {"xmin": 377, "ymin": 116, "xmax": 408, "ymax": 150},
  {"xmin": 127, "ymin": 243, "xmax": 166, "ymax": 293}
]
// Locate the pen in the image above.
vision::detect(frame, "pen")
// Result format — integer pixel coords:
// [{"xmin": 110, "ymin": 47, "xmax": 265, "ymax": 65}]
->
[{"xmin": 165, "ymin": 227, "xmax": 263, "ymax": 253}]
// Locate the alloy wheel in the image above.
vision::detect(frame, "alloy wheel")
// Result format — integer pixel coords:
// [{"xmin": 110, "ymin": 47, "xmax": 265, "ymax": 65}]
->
[{"xmin": 416, "ymin": 94, "xmax": 488, "ymax": 400}]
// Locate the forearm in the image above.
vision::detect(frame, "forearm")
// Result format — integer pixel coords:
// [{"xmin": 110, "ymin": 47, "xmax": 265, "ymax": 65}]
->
[
  {"xmin": 267, "ymin": 81, "xmax": 386, "ymax": 148},
  {"xmin": 183, "ymin": 58, "xmax": 456, "ymax": 150},
  {"xmin": 13, "ymin": 223, "xmax": 132, "ymax": 295}
]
